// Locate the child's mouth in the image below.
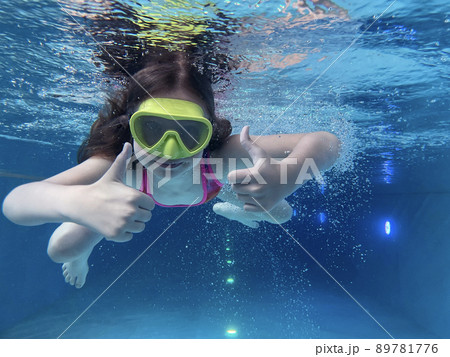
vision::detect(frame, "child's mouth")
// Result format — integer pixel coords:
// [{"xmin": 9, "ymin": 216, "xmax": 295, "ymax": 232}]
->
[{"xmin": 159, "ymin": 162, "xmax": 182, "ymax": 168}]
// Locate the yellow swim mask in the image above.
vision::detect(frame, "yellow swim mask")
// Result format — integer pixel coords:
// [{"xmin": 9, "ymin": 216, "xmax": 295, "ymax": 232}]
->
[{"xmin": 129, "ymin": 98, "xmax": 213, "ymax": 160}]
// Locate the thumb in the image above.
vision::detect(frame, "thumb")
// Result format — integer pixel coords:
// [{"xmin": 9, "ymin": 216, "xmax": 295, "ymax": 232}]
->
[
  {"xmin": 240, "ymin": 126, "xmax": 267, "ymax": 164},
  {"xmin": 102, "ymin": 142, "xmax": 132, "ymax": 183}
]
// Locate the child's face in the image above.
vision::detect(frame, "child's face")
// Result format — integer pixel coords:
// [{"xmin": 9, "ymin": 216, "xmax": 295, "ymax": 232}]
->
[{"xmin": 132, "ymin": 87, "xmax": 210, "ymax": 179}]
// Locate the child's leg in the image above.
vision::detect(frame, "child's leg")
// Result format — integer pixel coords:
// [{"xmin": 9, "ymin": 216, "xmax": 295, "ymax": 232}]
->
[
  {"xmin": 213, "ymin": 201, "xmax": 261, "ymax": 228},
  {"xmin": 213, "ymin": 188, "xmax": 293, "ymax": 228},
  {"xmin": 48, "ymin": 222, "xmax": 103, "ymax": 288}
]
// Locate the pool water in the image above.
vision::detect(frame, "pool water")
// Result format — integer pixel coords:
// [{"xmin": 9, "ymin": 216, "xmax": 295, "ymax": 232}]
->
[{"xmin": 0, "ymin": 0, "xmax": 449, "ymax": 339}]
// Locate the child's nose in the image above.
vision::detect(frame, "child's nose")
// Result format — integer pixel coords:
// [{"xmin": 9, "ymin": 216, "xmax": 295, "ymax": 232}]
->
[{"xmin": 161, "ymin": 135, "xmax": 180, "ymax": 159}]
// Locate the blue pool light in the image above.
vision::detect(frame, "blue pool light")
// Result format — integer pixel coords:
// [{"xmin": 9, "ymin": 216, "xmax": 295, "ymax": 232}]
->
[
  {"xmin": 385, "ymin": 220, "xmax": 391, "ymax": 235},
  {"xmin": 319, "ymin": 212, "xmax": 327, "ymax": 223},
  {"xmin": 293, "ymin": 209, "xmax": 298, "ymax": 217}
]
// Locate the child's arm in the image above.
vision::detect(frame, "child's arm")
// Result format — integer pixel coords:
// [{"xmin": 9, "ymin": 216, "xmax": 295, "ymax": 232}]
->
[
  {"xmin": 214, "ymin": 127, "xmax": 340, "ymax": 172},
  {"xmin": 2, "ymin": 156, "xmax": 112, "ymax": 225},
  {"xmin": 214, "ymin": 126, "xmax": 341, "ymax": 213},
  {"xmin": 2, "ymin": 143, "xmax": 154, "ymax": 242}
]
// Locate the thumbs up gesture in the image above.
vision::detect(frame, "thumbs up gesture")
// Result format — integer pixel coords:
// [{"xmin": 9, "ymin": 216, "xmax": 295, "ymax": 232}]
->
[
  {"xmin": 228, "ymin": 126, "xmax": 290, "ymax": 213},
  {"xmin": 70, "ymin": 143, "xmax": 155, "ymax": 242}
]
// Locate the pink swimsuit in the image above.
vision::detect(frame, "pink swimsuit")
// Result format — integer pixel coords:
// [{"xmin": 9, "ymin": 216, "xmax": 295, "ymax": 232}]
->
[{"xmin": 139, "ymin": 154, "xmax": 223, "ymax": 207}]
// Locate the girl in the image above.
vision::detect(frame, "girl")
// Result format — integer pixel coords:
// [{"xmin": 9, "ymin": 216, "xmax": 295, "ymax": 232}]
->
[{"xmin": 2, "ymin": 51, "xmax": 341, "ymax": 288}]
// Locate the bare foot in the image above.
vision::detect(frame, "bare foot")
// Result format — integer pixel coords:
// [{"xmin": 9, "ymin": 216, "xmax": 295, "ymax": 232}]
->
[
  {"xmin": 213, "ymin": 202, "xmax": 261, "ymax": 228},
  {"xmin": 62, "ymin": 255, "xmax": 89, "ymax": 289}
]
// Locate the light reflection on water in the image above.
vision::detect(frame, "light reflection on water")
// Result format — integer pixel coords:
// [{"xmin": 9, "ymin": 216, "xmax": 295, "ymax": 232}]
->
[{"xmin": 0, "ymin": 0, "xmax": 448, "ymax": 163}]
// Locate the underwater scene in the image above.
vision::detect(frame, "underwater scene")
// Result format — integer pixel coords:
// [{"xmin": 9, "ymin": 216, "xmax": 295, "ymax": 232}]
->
[{"xmin": 0, "ymin": 0, "xmax": 449, "ymax": 339}]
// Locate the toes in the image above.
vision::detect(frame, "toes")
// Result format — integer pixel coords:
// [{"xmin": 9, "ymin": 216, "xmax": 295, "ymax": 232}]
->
[
  {"xmin": 75, "ymin": 282, "xmax": 83, "ymax": 289},
  {"xmin": 213, "ymin": 202, "xmax": 260, "ymax": 228},
  {"xmin": 61, "ymin": 260, "xmax": 89, "ymax": 288},
  {"xmin": 212, "ymin": 202, "xmax": 228, "ymax": 216},
  {"xmin": 62, "ymin": 266, "xmax": 69, "ymax": 280},
  {"xmin": 62, "ymin": 263, "xmax": 74, "ymax": 285},
  {"xmin": 68, "ymin": 275, "xmax": 75, "ymax": 285},
  {"xmin": 243, "ymin": 220, "xmax": 259, "ymax": 229},
  {"xmin": 75, "ymin": 276, "xmax": 86, "ymax": 289}
]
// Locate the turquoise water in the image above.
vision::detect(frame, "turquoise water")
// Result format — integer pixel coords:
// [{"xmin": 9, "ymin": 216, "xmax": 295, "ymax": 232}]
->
[{"xmin": 0, "ymin": 0, "xmax": 449, "ymax": 338}]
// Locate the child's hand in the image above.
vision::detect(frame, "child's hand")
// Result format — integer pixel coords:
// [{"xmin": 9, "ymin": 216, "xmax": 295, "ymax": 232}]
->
[
  {"xmin": 228, "ymin": 126, "xmax": 293, "ymax": 213},
  {"xmin": 67, "ymin": 143, "xmax": 155, "ymax": 242}
]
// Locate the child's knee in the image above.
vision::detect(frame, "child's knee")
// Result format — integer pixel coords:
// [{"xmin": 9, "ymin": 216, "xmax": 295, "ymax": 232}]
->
[
  {"xmin": 47, "ymin": 223, "xmax": 83, "ymax": 263},
  {"xmin": 47, "ymin": 235, "xmax": 71, "ymax": 263}
]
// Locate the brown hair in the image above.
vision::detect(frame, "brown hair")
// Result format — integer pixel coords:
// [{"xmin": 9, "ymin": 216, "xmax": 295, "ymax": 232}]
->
[{"xmin": 77, "ymin": 50, "xmax": 231, "ymax": 163}]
